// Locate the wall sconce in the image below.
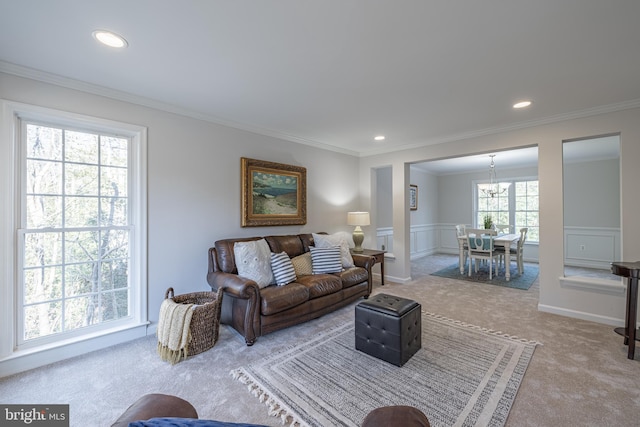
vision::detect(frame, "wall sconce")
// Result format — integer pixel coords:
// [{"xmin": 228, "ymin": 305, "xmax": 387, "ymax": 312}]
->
[{"xmin": 347, "ymin": 211, "xmax": 370, "ymax": 252}]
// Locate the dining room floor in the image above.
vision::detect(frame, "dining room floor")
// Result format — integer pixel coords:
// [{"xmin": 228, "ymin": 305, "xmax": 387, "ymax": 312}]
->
[{"xmin": 412, "ymin": 253, "xmax": 614, "ymax": 281}]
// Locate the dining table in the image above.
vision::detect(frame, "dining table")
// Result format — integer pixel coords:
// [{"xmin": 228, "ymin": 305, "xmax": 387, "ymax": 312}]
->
[{"xmin": 458, "ymin": 233, "xmax": 522, "ymax": 281}]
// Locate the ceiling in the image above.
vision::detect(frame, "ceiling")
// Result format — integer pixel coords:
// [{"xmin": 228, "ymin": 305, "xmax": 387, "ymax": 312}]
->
[{"xmin": 1, "ymin": 1, "xmax": 639, "ymax": 163}]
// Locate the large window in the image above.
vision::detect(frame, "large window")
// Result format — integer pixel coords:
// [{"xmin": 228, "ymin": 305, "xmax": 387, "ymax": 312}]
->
[
  {"xmin": 20, "ymin": 123, "xmax": 132, "ymax": 343},
  {"xmin": 476, "ymin": 179, "xmax": 539, "ymax": 242},
  {"xmin": 1, "ymin": 101, "xmax": 147, "ymax": 361}
]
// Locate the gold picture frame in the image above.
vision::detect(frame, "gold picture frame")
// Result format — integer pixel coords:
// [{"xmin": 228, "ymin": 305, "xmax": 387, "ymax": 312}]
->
[
  {"xmin": 409, "ymin": 184, "xmax": 418, "ymax": 210},
  {"xmin": 241, "ymin": 157, "xmax": 307, "ymax": 227}
]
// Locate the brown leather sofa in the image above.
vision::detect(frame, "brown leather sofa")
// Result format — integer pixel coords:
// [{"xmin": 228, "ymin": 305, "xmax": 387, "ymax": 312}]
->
[{"xmin": 207, "ymin": 233, "xmax": 374, "ymax": 345}]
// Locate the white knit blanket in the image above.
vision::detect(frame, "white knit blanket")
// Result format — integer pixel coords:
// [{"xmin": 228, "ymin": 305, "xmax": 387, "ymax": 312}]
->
[{"xmin": 157, "ymin": 298, "xmax": 194, "ymax": 364}]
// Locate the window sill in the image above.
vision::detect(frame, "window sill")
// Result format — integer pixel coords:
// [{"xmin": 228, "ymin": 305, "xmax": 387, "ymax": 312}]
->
[{"xmin": 0, "ymin": 321, "xmax": 150, "ymax": 377}]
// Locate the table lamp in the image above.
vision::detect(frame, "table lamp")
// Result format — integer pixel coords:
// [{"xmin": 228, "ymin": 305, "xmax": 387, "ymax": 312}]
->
[{"xmin": 347, "ymin": 211, "xmax": 370, "ymax": 252}]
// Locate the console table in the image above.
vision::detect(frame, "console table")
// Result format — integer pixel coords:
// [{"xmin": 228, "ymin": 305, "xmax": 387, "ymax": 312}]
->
[
  {"xmin": 611, "ymin": 261, "xmax": 640, "ymax": 360},
  {"xmin": 352, "ymin": 248, "xmax": 386, "ymax": 286}
]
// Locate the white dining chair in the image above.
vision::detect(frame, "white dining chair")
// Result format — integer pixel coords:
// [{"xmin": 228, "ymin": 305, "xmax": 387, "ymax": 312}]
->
[
  {"xmin": 494, "ymin": 224, "xmax": 512, "ymax": 234},
  {"xmin": 465, "ymin": 228, "xmax": 500, "ymax": 280},
  {"xmin": 496, "ymin": 227, "xmax": 528, "ymax": 274}
]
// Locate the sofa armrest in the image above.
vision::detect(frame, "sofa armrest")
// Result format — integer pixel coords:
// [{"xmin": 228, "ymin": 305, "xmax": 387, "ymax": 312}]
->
[
  {"xmin": 208, "ymin": 271, "xmax": 260, "ymax": 299},
  {"xmin": 351, "ymin": 253, "xmax": 375, "ymax": 295},
  {"xmin": 351, "ymin": 253, "xmax": 374, "ymax": 270},
  {"xmin": 207, "ymin": 270, "xmax": 261, "ymax": 345}
]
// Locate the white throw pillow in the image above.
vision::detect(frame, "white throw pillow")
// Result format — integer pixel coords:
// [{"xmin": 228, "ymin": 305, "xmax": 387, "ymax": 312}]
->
[
  {"xmin": 309, "ymin": 246, "xmax": 343, "ymax": 274},
  {"xmin": 270, "ymin": 252, "xmax": 297, "ymax": 286},
  {"xmin": 233, "ymin": 239, "xmax": 274, "ymax": 288},
  {"xmin": 312, "ymin": 232, "xmax": 355, "ymax": 268}
]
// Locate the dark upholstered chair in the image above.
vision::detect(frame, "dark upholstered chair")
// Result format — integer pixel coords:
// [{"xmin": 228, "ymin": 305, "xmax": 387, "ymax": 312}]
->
[
  {"xmin": 113, "ymin": 394, "xmax": 430, "ymax": 427},
  {"xmin": 362, "ymin": 405, "xmax": 431, "ymax": 427},
  {"xmin": 111, "ymin": 394, "xmax": 198, "ymax": 427}
]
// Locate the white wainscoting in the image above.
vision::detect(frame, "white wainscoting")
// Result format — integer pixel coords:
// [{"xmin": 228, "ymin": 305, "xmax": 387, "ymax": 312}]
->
[
  {"xmin": 409, "ymin": 224, "xmax": 439, "ymax": 260},
  {"xmin": 375, "ymin": 227, "xmax": 394, "ymax": 254},
  {"xmin": 377, "ymin": 223, "xmax": 540, "ymax": 263},
  {"xmin": 564, "ymin": 226, "xmax": 620, "ymax": 269}
]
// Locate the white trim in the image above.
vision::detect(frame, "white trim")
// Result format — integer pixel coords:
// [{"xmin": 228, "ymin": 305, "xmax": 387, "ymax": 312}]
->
[
  {"xmin": 559, "ymin": 275, "xmax": 624, "ymax": 295},
  {"xmin": 0, "ymin": 100, "xmax": 148, "ymax": 374},
  {"xmin": 538, "ymin": 303, "xmax": 625, "ymax": 328},
  {"xmin": 3, "ymin": 61, "xmax": 640, "ymax": 158},
  {"xmin": 0, "ymin": 323, "xmax": 149, "ymax": 377}
]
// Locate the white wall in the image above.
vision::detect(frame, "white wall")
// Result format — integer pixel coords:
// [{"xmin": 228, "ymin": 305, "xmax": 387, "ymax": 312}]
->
[
  {"xmin": 359, "ymin": 107, "xmax": 640, "ymax": 328},
  {"xmin": 375, "ymin": 166, "xmax": 393, "ymax": 228},
  {"xmin": 0, "ymin": 72, "xmax": 362, "ymax": 333},
  {"xmin": 563, "ymin": 158, "xmax": 620, "ymax": 227}
]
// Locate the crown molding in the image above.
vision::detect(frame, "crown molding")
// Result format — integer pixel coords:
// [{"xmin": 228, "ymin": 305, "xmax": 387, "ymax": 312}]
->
[
  {"xmin": 363, "ymin": 98, "xmax": 640, "ymax": 157},
  {"xmin": 2, "ymin": 60, "xmax": 639, "ymax": 159},
  {"xmin": 0, "ymin": 61, "xmax": 359, "ymax": 157}
]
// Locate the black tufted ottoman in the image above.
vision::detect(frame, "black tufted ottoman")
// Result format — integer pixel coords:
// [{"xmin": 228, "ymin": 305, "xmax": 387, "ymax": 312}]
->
[{"xmin": 355, "ymin": 293, "xmax": 421, "ymax": 366}]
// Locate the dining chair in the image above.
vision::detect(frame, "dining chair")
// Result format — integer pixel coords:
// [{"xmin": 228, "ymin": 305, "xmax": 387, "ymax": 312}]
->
[
  {"xmin": 494, "ymin": 224, "xmax": 512, "ymax": 234},
  {"xmin": 465, "ymin": 228, "xmax": 500, "ymax": 279},
  {"xmin": 496, "ymin": 227, "xmax": 528, "ymax": 274},
  {"xmin": 455, "ymin": 224, "xmax": 468, "ymax": 273}
]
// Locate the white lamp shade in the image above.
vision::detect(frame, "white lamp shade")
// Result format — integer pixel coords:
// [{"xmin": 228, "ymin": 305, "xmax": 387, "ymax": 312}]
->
[{"xmin": 347, "ymin": 211, "xmax": 370, "ymax": 226}]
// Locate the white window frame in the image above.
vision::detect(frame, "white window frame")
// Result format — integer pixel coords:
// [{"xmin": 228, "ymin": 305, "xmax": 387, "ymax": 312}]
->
[
  {"xmin": 473, "ymin": 175, "xmax": 539, "ymax": 242},
  {"xmin": 0, "ymin": 100, "xmax": 148, "ymax": 375}
]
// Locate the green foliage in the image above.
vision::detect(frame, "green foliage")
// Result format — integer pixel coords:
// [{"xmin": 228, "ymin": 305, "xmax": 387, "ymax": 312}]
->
[{"xmin": 483, "ymin": 214, "xmax": 494, "ymax": 229}]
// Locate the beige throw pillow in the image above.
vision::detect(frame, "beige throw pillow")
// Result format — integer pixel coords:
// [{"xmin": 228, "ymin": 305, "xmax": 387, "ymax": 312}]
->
[{"xmin": 291, "ymin": 252, "xmax": 313, "ymax": 276}]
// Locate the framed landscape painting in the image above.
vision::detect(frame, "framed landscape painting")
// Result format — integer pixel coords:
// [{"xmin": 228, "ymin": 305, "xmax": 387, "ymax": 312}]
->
[{"xmin": 241, "ymin": 157, "xmax": 307, "ymax": 227}]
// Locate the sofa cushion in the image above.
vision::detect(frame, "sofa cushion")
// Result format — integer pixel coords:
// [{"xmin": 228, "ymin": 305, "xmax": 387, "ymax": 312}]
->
[
  {"xmin": 335, "ymin": 266, "xmax": 369, "ymax": 288},
  {"xmin": 296, "ymin": 274, "xmax": 342, "ymax": 299},
  {"xmin": 309, "ymin": 246, "xmax": 343, "ymax": 274},
  {"xmin": 270, "ymin": 252, "xmax": 297, "ymax": 286},
  {"xmin": 264, "ymin": 235, "xmax": 306, "ymax": 258},
  {"xmin": 260, "ymin": 283, "xmax": 309, "ymax": 316},
  {"xmin": 312, "ymin": 232, "xmax": 355, "ymax": 268},
  {"xmin": 291, "ymin": 252, "xmax": 312, "ymax": 276},
  {"xmin": 233, "ymin": 239, "xmax": 274, "ymax": 288}
]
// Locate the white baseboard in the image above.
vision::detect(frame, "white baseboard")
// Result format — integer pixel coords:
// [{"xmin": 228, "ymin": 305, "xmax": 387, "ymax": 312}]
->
[
  {"xmin": 378, "ymin": 273, "xmax": 412, "ymax": 285},
  {"xmin": 538, "ymin": 304, "xmax": 625, "ymax": 328}
]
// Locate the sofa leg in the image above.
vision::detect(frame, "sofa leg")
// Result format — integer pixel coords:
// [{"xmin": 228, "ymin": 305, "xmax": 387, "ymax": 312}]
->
[{"xmin": 246, "ymin": 338, "xmax": 256, "ymax": 346}]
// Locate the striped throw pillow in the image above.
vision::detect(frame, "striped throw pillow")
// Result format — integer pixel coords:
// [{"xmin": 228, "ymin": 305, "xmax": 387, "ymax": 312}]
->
[
  {"xmin": 270, "ymin": 252, "xmax": 297, "ymax": 286},
  {"xmin": 309, "ymin": 246, "xmax": 343, "ymax": 274}
]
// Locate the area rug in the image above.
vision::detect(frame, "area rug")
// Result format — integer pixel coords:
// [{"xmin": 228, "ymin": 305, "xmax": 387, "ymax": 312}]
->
[
  {"xmin": 231, "ymin": 312, "xmax": 539, "ymax": 427},
  {"xmin": 431, "ymin": 262, "xmax": 539, "ymax": 290}
]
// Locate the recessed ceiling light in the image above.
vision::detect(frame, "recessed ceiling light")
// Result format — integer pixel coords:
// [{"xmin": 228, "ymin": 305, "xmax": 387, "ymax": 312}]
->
[
  {"xmin": 92, "ymin": 30, "xmax": 128, "ymax": 48},
  {"xmin": 513, "ymin": 100, "xmax": 532, "ymax": 109},
  {"xmin": 374, "ymin": 135, "xmax": 385, "ymax": 141}
]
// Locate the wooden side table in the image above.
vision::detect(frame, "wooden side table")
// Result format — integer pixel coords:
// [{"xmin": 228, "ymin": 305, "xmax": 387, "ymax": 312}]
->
[{"xmin": 352, "ymin": 248, "xmax": 386, "ymax": 286}]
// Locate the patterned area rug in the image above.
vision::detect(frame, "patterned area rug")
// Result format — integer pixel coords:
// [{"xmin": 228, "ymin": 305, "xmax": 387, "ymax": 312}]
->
[
  {"xmin": 431, "ymin": 262, "xmax": 539, "ymax": 290},
  {"xmin": 231, "ymin": 312, "xmax": 539, "ymax": 427}
]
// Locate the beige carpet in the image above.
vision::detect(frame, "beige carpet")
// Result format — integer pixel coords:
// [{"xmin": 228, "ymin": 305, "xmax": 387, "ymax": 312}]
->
[{"xmin": 0, "ymin": 254, "xmax": 639, "ymax": 426}]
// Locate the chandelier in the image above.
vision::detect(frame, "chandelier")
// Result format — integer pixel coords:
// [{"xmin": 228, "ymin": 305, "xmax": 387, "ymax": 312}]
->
[{"xmin": 481, "ymin": 154, "xmax": 507, "ymax": 198}]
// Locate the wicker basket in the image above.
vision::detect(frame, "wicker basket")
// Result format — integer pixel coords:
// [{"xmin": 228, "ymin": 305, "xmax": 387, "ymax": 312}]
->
[{"xmin": 164, "ymin": 286, "xmax": 224, "ymax": 356}]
